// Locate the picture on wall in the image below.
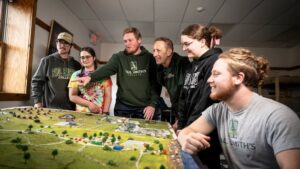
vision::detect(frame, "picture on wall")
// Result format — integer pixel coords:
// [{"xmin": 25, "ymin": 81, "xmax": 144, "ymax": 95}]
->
[{"xmin": 46, "ymin": 20, "xmax": 73, "ymax": 55}]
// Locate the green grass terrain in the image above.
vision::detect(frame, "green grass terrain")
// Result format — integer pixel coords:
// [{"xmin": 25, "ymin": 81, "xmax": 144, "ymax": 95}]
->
[{"xmin": 0, "ymin": 107, "xmax": 174, "ymax": 169}]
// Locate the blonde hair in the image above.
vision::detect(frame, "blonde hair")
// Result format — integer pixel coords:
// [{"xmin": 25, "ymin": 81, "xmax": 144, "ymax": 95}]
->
[{"xmin": 219, "ymin": 48, "xmax": 269, "ymax": 87}]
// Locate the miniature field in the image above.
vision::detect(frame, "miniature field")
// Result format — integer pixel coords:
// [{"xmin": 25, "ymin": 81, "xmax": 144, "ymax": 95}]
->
[{"xmin": 0, "ymin": 107, "xmax": 182, "ymax": 169}]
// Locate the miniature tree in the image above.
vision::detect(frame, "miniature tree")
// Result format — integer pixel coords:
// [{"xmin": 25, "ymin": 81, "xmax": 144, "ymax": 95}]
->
[
  {"xmin": 159, "ymin": 144, "xmax": 164, "ymax": 151},
  {"xmin": 111, "ymin": 137, "xmax": 116, "ymax": 144},
  {"xmin": 11, "ymin": 137, "xmax": 22, "ymax": 144},
  {"xmin": 129, "ymin": 156, "xmax": 137, "ymax": 161},
  {"xmin": 34, "ymin": 119, "xmax": 40, "ymax": 123},
  {"xmin": 52, "ymin": 149, "xmax": 58, "ymax": 159},
  {"xmin": 148, "ymin": 146, "xmax": 154, "ymax": 151},
  {"xmin": 16, "ymin": 144, "xmax": 23, "ymax": 150},
  {"xmin": 22, "ymin": 145, "xmax": 29, "ymax": 155},
  {"xmin": 102, "ymin": 136, "xmax": 108, "ymax": 143},
  {"xmin": 28, "ymin": 124, "xmax": 33, "ymax": 131},
  {"xmin": 23, "ymin": 152, "xmax": 30, "ymax": 164},
  {"xmin": 117, "ymin": 135, "xmax": 121, "ymax": 140},
  {"xmin": 159, "ymin": 164, "xmax": 166, "ymax": 169},
  {"xmin": 93, "ymin": 133, "xmax": 97, "ymax": 138},
  {"xmin": 144, "ymin": 143, "xmax": 150, "ymax": 150},
  {"xmin": 89, "ymin": 136, "xmax": 93, "ymax": 140},
  {"xmin": 65, "ymin": 140, "xmax": 73, "ymax": 144},
  {"xmin": 107, "ymin": 160, "xmax": 117, "ymax": 166},
  {"xmin": 82, "ymin": 132, "xmax": 88, "ymax": 138},
  {"xmin": 103, "ymin": 145, "xmax": 112, "ymax": 151},
  {"xmin": 103, "ymin": 132, "xmax": 109, "ymax": 137},
  {"xmin": 62, "ymin": 130, "xmax": 67, "ymax": 136},
  {"xmin": 99, "ymin": 132, "xmax": 103, "ymax": 136}
]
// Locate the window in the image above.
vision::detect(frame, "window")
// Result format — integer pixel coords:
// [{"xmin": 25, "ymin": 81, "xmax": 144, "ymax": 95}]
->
[{"xmin": 0, "ymin": 0, "xmax": 37, "ymax": 100}]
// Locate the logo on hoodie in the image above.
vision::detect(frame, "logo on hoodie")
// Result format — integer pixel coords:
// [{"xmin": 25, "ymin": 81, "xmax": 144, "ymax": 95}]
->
[
  {"xmin": 125, "ymin": 61, "xmax": 147, "ymax": 76},
  {"xmin": 183, "ymin": 72, "xmax": 200, "ymax": 89},
  {"xmin": 130, "ymin": 61, "xmax": 138, "ymax": 71},
  {"xmin": 52, "ymin": 67, "xmax": 74, "ymax": 79}
]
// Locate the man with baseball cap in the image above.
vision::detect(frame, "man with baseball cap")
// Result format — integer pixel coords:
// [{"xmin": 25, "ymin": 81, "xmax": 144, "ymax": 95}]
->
[
  {"xmin": 31, "ymin": 32, "xmax": 81, "ymax": 110},
  {"xmin": 57, "ymin": 32, "xmax": 73, "ymax": 44}
]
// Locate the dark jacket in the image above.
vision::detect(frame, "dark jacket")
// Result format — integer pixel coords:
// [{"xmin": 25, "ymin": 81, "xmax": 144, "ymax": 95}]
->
[
  {"xmin": 31, "ymin": 52, "xmax": 81, "ymax": 110},
  {"xmin": 90, "ymin": 46, "xmax": 161, "ymax": 107},
  {"xmin": 156, "ymin": 52, "xmax": 190, "ymax": 115},
  {"xmin": 178, "ymin": 48, "xmax": 222, "ymax": 129}
]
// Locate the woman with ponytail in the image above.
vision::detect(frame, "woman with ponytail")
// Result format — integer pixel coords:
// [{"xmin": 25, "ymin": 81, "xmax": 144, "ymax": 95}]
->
[
  {"xmin": 177, "ymin": 24, "xmax": 223, "ymax": 169},
  {"xmin": 68, "ymin": 47, "xmax": 112, "ymax": 114}
]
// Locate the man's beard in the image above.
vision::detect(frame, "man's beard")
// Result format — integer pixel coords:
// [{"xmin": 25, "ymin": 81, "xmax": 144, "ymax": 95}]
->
[
  {"xmin": 210, "ymin": 84, "xmax": 236, "ymax": 101},
  {"xmin": 126, "ymin": 46, "xmax": 139, "ymax": 55}
]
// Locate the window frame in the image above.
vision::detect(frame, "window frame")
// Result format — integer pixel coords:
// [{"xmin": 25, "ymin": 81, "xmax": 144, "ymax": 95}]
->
[
  {"xmin": 0, "ymin": 0, "xmax": 7, "ymax": 92},
  {"xmin": 0, "ymin": 0, "xmax": 37, "ymax": 101}
]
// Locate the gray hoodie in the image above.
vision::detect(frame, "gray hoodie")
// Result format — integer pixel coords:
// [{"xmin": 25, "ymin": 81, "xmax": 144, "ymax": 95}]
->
[{"xmin": 31, "ymin": 52, "xmax": 81, "ymax": 110}]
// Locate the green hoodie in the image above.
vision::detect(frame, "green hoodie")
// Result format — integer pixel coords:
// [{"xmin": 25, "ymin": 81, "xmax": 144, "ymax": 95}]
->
[{"xmin": 90, "ymin": 46, "xmax": 161, "ymax": 107}]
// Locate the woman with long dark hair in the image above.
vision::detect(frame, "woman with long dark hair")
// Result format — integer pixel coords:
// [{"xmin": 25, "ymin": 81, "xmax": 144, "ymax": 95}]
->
[{"xmin": 68, "ymin": 47, "xmax": 112, "ymax": 114}]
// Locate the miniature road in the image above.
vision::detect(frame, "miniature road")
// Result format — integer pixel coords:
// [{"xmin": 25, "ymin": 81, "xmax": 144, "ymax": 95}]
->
[{"xmin": 136, "ymin": 150, "xmax": 144, "ymax": 169}]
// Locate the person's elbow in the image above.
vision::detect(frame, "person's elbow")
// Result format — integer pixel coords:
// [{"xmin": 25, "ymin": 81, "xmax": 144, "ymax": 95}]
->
[
  {"xmin": 69, "ymin": 95, "xmax": 76, "ymax": 103},
  {"xmin": 68, "ymin": 91, "xmax": 77, "ymax": 103}
]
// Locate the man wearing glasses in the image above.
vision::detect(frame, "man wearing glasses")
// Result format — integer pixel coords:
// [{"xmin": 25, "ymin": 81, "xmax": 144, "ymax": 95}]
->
[{"xmin": 31, "ymin": 32, "xmax": 81, "ymax": 110}]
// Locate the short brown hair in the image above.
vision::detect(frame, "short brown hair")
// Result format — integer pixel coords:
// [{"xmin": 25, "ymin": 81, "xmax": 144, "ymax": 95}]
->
[
  {"xmin": 123, "ymin": 27, "xmax": 142, "ymax": 39},
  {"xmin": 154, "ymin": 37, "xmax": 174, "ymax": 51}
]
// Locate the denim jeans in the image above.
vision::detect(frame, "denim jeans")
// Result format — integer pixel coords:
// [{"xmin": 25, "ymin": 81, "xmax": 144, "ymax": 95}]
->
[
  {"xmin": 181, "ymin": 151, "xmax": 202, "ymax": 169},
  {"xmin": 114, "ymin": 100, "xmax": 161, "ymax": 120}
]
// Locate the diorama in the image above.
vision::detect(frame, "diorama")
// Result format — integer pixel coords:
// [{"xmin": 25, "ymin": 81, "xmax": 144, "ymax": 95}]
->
[{"xmin": 0, "ymin": 107, "xmax": 183, "ymax": 169}]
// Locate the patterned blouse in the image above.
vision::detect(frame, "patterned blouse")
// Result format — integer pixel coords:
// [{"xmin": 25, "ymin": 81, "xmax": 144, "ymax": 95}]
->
[{"xmin": 68, "ymin": 70, "xmax": 112, "ymax": 113}]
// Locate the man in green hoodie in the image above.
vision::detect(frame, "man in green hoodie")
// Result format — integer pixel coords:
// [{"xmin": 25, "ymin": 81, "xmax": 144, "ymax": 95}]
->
[
  {"xmin": 153, "ymin": 37, "xmax": 190, "ymax": 129},
  {"xmin": 78, "ymin": 27, "xmax": 161, "ymax": 120}
]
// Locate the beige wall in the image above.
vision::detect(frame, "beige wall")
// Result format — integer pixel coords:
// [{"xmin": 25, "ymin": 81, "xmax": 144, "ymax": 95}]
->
[{"xmin": 1, "ymin": 0, "xmax": 299, "ymax": 112}]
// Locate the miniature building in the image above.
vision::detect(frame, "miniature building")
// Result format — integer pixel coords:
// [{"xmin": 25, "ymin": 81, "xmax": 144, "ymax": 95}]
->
[{"xmin": 59, "ymin": 114, "xmax": 75, "ymax": 122}]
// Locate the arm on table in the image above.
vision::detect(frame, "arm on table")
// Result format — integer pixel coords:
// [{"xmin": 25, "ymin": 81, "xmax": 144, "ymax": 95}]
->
[{"xmin": 178, "ymin": 116, "xmax": 215, "ymax": 154}]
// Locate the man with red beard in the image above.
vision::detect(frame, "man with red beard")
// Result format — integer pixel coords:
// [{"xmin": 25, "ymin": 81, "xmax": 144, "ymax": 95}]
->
[
  {"xmin": 178, "ymin": 48, "xmax": 300, "ymax": 169},
  {"xmin": 78, "ymin": 27, "xmax": 161, "ymax": 120},
  {"xmin": 31, "ymin": 32, "xmax": 81, "ymax": 110}
]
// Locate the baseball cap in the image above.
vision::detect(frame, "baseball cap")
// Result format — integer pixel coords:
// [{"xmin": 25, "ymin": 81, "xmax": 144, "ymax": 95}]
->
[{"xmin": 57, "ymin": 32, "xmax": 73, "ymax": 44}]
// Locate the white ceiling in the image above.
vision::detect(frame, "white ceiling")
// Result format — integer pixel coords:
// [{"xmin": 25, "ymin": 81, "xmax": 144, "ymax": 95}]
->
[{"xmin": 62, "ymin": 0, "xmax": 300, "ymax": 48}]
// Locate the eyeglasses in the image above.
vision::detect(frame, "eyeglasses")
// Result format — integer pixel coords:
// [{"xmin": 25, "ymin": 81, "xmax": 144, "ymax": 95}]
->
[
  {"xmin": 79, "ymin": 55, "xmax": 92, "ymax": 60},
  {"xmin": 56, "ymin": 39, "xmax": 71, "ymax": 46},
  {"xmin": 181, "ymin": 40, "xmax": 194, "ymax": 48}
]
